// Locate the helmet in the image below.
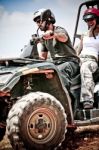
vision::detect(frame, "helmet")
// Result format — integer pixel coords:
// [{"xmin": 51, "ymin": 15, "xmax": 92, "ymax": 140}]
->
[
  {"xmin": 33, "ymin": 8, "xmax": 46, "ymax": 22},
  {"xmin": 83, "ymin": 8, "xmax": 99, "ymax": 21},
  {"xmin": 33, "ymin": 8, "xmax": 56, "ymax": 24}
]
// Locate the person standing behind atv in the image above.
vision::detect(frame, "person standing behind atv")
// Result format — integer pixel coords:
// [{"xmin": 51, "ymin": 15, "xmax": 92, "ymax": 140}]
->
[
  {"xmin": 77, "ymin": 8, "xmax": 99, "ymax": 109},
  {"xmin": 33, "ymin": 8, "xmax": 80, "ymax": 90}
]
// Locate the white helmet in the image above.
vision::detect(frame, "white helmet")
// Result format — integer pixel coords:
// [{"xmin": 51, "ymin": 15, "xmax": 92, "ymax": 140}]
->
[{"xmin": 33, "ymin": 8, "xmax": 56, "ymax": 24}]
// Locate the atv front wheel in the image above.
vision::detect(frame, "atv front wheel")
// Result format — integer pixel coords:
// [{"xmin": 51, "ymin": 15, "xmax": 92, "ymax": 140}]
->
[{"xmin": 7, "ymin": 92, "xmax": 67, "ymax": 150}]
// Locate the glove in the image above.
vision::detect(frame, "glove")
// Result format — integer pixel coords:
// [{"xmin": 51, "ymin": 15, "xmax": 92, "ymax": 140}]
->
[
  {"xmin": 30, "ymin": 34, "xmax": 41, "ymax": 45},
  {"xmin": 43, "ymin": 30, "xmax": 54, "ymax": 40}
]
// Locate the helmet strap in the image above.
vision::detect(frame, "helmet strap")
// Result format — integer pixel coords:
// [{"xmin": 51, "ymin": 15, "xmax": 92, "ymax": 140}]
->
[
  {"xmin": 43, "ymin": 21, "xmax": 48, "ymax": 31},
  {"xmin": 96, "ymin": 18, "xmax": 99, "ymax": 25},
  {"xmin": 91, "ymin": 25, "xmax": 97, "ymax": 39},
  {"xmin": 92, "ymin": 30, "xmax": 96, "ymax": 39}
]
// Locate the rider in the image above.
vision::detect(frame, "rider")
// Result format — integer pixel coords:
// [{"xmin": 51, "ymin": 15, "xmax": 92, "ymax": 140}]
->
[
  {"xmin": 33, "ymin": 8, "xmax": 80, "ymax": 90},
  {"xmin": 77, "ymin": 8, "xmax": 99, "ymax": 109}
]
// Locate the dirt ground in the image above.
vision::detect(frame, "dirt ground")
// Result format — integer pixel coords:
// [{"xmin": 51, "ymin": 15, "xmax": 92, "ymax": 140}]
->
[
  {"xmin": 0, "ymin": 130, "xmax": 99, "ymax": 150},
  {"xmin": 63, "ymin": 130, "xmax": 99, "ymax": 150}
]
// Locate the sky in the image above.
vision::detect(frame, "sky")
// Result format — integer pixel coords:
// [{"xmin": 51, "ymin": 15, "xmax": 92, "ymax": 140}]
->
[{"xmin": 0, "ymin": 0, "xmax": 86, "ymax": 58}]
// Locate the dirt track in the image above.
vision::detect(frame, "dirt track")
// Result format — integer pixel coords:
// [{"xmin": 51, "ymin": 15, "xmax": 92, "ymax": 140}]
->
[
  {"xmin": 63, "ymin": 130, "xmax": 99, "ymax": 150},
  {"xmin": 0, "ymin": 131, "xmax": 99, "ymax": 150}
]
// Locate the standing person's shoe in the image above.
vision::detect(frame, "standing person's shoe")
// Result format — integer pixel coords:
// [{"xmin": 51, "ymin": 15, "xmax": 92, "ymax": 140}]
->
[{"xmin": 83, "ymin": 101, "xmax": 93, "ymax": 109}]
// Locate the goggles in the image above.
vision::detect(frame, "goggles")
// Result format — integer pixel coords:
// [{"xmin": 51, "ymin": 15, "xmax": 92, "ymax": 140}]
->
[{"xmin": 84, "ymin": 18, "xmax": 95, "ymax": 22}]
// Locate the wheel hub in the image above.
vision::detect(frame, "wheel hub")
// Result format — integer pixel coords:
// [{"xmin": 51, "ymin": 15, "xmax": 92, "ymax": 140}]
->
[{"xmin": 27, "ymin": 107, "xmax": 57, "ymax": 144}]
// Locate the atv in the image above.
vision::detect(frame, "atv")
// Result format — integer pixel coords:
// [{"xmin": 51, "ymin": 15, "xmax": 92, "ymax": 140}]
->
[{"xmin": 0, "ymin": 0, "xmax": 99, "ymax": 150}]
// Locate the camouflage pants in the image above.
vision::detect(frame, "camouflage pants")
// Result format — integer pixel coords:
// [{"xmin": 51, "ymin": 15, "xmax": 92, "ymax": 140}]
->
[{"xmin": 80, "ymin": 57, "xmax": 98, "ymax": 103}]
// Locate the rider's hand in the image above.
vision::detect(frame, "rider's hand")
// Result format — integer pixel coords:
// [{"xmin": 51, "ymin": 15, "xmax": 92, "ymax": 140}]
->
[
  {"xmin": 89, "ymin": 24, "xmax": 96, "ymax": 31},
  {"xmin": 30, "ymin": 34, "xmax": 41, "ymax": 45},
  {"xmin": 88, "ymin": 20, "xmax": 96, "ymax": 37},
  {"xmin": 43, "ymin": 30, "xmax": 54, "ymax": 40}
]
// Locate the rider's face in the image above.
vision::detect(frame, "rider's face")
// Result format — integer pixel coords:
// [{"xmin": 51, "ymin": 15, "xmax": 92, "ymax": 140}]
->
[
  {"xmin": 85, "ymin": 18, "xmax": 96, "ymax": 28},
  {"xmin": 36, "ymin": 19, "xmax": 47, "ymax": 31}
]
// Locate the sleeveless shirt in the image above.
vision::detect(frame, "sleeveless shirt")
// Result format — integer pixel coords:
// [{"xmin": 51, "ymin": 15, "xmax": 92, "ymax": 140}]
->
[{"xmin": 80, "ymin": 34, "xmax": 99, "ymax": 60}]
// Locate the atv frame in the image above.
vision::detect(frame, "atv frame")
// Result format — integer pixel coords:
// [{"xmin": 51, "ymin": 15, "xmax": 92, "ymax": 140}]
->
[{"xmin": 0, "ymin": 0, "xmax": 99, "ymax": 150}]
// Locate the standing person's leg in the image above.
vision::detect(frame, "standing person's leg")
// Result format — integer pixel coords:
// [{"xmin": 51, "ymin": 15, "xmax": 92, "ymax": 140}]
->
[{"xmin": 80, "ymin": 59, "xmax": 98, "ymax": 109}]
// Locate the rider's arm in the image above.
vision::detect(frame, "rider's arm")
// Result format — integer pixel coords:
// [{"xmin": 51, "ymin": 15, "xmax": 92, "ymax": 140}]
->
[
  {"xmin": 39, "ymin": 51, "xmax": 48, "ymax": 60},
  {"xmin": 37, "ymin": 42, "xmax": 48, "ymax": 60},
  {"xmin": 75, "ymin": 35, "xmax": 83, "ymax": 56},
  {"xmin": 54, "ymin": 27, "xmax": 68, "ymax": 43},
  {"xmin": 43, "ymin": 27, "xmax": 68, "ymax": 43},
  {"xmin": 54, "ymin": 32, "xmax": 68, "ymax": 43}
]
